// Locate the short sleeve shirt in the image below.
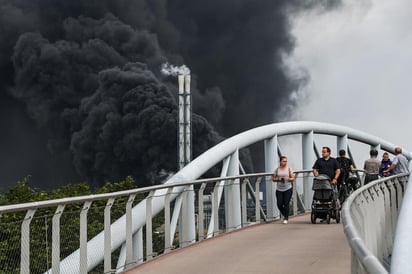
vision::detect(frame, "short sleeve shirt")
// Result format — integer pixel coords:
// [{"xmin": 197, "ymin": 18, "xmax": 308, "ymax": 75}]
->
[
  {"xmin": 313, "ymin": 157, "xmax": 340, "ymax": 180},
  {"xmin": 392, "ymin": 154, "xmax": 409, "ymax": 174}
]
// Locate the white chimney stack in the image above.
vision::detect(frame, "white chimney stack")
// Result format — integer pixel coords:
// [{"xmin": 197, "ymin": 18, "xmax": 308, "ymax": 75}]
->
[
  {"xmin": 177, "ymin": 73, "xmax": 191, "ymax": 170},
  {"xmin": 184, "ymin": 74, "xmax": 191, "ymax": 167},
  {"xmin": 178, "ymin": 75, "xmax": 186, "ymax": 170}
]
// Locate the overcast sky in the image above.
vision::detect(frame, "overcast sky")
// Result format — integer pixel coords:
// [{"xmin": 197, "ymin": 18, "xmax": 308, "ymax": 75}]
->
[{"xmin": 283, "ymin": 0, "xmax": 412, "ymax": 161}]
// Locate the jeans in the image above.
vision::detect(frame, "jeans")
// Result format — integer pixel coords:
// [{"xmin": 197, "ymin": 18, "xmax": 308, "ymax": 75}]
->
[{"xmin": 276, "ymin": 188, "xmax": 293, "ymax": 220}]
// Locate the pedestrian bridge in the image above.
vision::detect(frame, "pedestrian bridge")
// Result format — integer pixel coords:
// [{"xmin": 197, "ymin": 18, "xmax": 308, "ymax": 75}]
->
[
  {"xmin": 0, "ymin": 121, "xmax": 411, "ymax": 274},
  {"xmin": 125, "ymin": 213, "xmax": 351, "ymax": 274}
]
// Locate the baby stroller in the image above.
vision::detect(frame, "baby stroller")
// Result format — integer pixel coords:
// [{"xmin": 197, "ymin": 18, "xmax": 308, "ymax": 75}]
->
[
  {"xmin": 338, "ymin": 173, "xmax": 360, "ymax": 205},
  {"xmin": 347, "ymin": 173, "xmax": 360, "ymax": 193},
  {"xmin": 311, "ymin": 174, "xmax": 340, "ymax": 224}
]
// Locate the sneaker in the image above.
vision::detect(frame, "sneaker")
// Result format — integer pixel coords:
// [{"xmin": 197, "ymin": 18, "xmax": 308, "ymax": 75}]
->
[{"xmin": 282, "ymin": 220, "xmax": 288, "ymax": 224}]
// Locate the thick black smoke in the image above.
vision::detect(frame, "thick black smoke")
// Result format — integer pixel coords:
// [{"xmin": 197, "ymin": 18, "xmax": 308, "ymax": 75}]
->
[{"xmin": 0, "ymin": 0, "xmax": 338, "ymax": 189}]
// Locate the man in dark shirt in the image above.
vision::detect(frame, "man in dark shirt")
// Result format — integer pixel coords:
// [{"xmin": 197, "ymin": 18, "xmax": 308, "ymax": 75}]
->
[
  {"xmin": 312, "ymin": 146, "xmax": 341, "ymax": 185},
  {"xmin": 336, "ymin": 149, "xmax": 354, "ymax": 190},
  {"xmin": 312, "ymin": 146, "xmax": 341, "ymax": 210}
]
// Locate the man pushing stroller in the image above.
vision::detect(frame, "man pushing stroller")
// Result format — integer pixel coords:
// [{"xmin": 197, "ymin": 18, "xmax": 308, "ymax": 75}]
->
[{"xmin": 312, "ymin": 146, "xmax": 340, "ymax": 210}]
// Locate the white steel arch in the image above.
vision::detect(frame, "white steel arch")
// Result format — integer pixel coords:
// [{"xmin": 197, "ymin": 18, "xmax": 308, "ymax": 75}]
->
[
  {"xmin": 179, "ymin": 121, "xmax": 411, "ymax": 182},
  {"xmin": 57, "ymin": 121, "xmax": 412, "ymax": 273}
]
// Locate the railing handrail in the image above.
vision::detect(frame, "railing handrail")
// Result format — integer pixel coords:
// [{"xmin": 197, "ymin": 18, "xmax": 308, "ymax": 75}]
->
[
  {"xmin": 1, "ymin": 121, "xmax": 409, "ymax": 273},
  {"xmin": 342, "ymin": 173, "xmax": 409, "ymax": 273},
  {"xmin": 0, "ymin": 172, "xmax": 267, "ymax": 213},
  {"xmin": 0, "ymin": 171, "xmax": 316, "ymax": 214},
  {"xmin": 391, "ymin": 174, "xmax": 412, "ymax": 273}
]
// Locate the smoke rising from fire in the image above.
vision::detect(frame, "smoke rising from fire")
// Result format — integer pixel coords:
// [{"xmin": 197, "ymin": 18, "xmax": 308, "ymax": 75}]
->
[
  {"xmin": 0, "ymin": 0, "xmax": 337, "ymax": 189},
  {"xmin": 161, "ymin": 63, "xmax": 190, "ymax": 76}
]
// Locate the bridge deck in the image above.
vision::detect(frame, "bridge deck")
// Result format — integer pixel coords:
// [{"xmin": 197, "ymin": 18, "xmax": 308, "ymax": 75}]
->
[{"xmin": 124, "ymin": 213, "xmax": 350, "ymax": 274}]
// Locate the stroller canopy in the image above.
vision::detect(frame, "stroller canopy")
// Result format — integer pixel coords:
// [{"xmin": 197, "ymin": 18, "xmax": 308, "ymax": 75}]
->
[{"xmin": 313, "ymin": 174, "xmax": 333, "ymax": 190}]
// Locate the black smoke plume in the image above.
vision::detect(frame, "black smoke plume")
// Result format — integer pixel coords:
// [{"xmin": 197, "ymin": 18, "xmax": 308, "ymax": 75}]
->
[{"xmin": 0, "ymin": 0, "xmax": 338, "ymax": 189}]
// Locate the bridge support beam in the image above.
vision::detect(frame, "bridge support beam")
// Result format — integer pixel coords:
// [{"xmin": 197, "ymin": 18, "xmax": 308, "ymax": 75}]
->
[
  {"xmin": 225, "ymin": 150, "xmax": 241, "ymax": 231},
  {"xmin": 302, "ymin": 131, "xmax": 314, "ymax": 210},
  {"xmin": 265, "ymin": 135, "xmax": 279, "ymax": 220},
  {"xmin": 337, "ymin": 134, "xmax": 348, "ymax": 152},
  {"xmin": 180, "ymin": 185, "xmax": 196, "ymax": 246}
]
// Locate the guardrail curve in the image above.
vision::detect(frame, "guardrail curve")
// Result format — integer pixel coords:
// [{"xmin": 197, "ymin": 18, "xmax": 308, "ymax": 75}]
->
[{"xmin": 1, "ymin": 121, "xmax": 411, "ymax": 273}]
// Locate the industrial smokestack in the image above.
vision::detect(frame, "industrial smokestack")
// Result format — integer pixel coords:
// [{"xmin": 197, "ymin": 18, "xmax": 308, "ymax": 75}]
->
[
  {"xmin": 184, "ymin": 74, "xmax": 192, "ymax": 167},
  {"xmin": 161, "ymin": 63, "xmax": 192, "ymax": 170},
  {"xmin": 1, "ymin": 1, "xmax": 323, "ymax": 188},
  {"xmin": 178, "ymin": 73, "xmax": 191, "ymax": 170},
  {"xmin": 178, "ymin": 74, "xmax": 185, "ymax": 170}
]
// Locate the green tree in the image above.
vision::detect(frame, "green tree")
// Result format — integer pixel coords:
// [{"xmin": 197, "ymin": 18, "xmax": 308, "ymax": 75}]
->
[{"xmin": 0, "ymin": 176, "xmax": 161, "ymax": 273}]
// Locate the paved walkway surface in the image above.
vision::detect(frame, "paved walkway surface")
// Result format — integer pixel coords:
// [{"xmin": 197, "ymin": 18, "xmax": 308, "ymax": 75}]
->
[{"xmin": 124, "ymin": 214, "xmax": 351, "ymax": 274}]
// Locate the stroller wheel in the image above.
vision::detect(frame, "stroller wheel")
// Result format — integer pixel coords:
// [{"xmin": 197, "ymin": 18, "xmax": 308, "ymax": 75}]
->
[
  {"xmin": 311, "ymin": 212, "xmax": 316, "ymax": 224},
  {"xmin": 335, "ymin": 210, "xmax": 341, "ymax": 224},
  {"xmin": 326, "ymin": 213, "xmax": 331, "ymax": 224}
]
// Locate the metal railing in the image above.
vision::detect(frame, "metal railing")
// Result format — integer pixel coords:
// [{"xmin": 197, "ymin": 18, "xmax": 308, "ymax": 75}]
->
[
  {"xmin": 0, "ymin": 171, "xmax": 312, "ymax": 273},
  {"xmin": 1, "ymin": 121, "xmax": 411, "ymax": 273},
  {"xmin": 342, "ymin": 173, "xmax": 409, "ymax": 274},
  {"xmin": 391, "ymin": 174, "xmax": 412, "ymax": 273}
]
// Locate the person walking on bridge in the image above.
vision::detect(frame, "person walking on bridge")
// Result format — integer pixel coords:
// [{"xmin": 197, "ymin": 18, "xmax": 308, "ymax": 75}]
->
[
  {"xmin": 384, "ymin": 146, "xmax": 409, "ymax": 175},
  {"xmin": 312, "ymin": 147, "xmax": 340, "ymax": 184},
  {"xmin": 272, "ymin": 156, "xmax": 295, "ymax": 224},
  {"xmin": 363, "ymin": 149, "xmax": 380, "ymax": 184},
  {"xmin": 379, "ymin": 152, "xmax": 393, "ymax": 177},
  {"xmin": 336, "ymin": 149, "xmax": 354, "ymax": 191},
  {"xmin": 312, "ymin": 147, "xmax": 340, "ymax": 209}
]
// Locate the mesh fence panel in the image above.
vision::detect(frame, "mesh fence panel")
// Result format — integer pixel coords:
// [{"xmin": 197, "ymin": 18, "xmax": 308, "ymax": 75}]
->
[{"xmin": 0, "ymin": 216, "xmax": 22, "ymax": 273}]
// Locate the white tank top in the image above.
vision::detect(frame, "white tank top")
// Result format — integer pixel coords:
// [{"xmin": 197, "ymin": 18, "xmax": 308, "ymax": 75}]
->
[{"xmin": 275, "ymin": 167, "xmax": 293, "ymax": 192}]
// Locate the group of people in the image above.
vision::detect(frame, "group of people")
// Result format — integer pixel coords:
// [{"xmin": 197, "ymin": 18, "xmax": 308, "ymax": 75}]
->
[
  {"xmin": 272, "ymin": 146, "xmax": 409, "ymax": 224},
  {"xmin": 363, "ymin": 147, "xmax": 409, "ymax": 184}
]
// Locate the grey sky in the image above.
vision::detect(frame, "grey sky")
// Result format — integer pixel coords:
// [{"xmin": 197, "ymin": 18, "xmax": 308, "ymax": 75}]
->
[{"xmin": 284, "ymin": 0, "xmax": 412, "ymax": 158}]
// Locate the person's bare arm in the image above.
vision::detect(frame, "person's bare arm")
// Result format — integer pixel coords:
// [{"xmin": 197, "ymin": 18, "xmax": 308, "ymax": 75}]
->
[
  {"xmin": 332, "ymin": 169, "xmax": 340, "ymax": 185},
  {"xmin": 289, "ymin": 168, "xmax": 295, "ymax": 182}
]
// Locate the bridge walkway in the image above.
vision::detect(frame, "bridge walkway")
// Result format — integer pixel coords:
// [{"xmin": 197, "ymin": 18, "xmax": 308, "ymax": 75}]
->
[{"xmin": 125, "ymin": 213, "xmax": 350, "ymax": 274}]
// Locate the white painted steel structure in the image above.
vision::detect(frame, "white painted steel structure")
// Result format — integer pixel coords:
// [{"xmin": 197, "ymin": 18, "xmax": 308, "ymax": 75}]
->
[
  {"xmin": 0, "ymin": 121, "xmax": 411, "ymax": 273},
  {"xmin": 391, "ymin": 174, "xmax": 412, "ymax": 274},
  {"xmin": 342, "ymin": 174, "xmax": 410, "ymax": 273}
]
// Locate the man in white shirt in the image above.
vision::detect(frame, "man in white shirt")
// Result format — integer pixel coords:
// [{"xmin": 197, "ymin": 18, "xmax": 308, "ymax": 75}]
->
[{"xmin": 384, "ymin": 147, "xmax": 409, "ymax": 175}]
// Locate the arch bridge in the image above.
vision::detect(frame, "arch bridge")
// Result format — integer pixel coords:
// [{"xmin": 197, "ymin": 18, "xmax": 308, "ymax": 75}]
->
[{"xmin": 0, "ymin": 121, "xmax": 411, "ymax": 274}]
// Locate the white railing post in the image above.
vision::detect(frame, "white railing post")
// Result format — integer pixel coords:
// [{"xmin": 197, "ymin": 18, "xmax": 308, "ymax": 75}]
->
[
  {"xmin": 146, "ymin": 191, "xmax": 154, "ymax": 260},
  {"xmin": 164, "ymin": 187, "xmax": 173, "ymax": 252},
  {"xmin": 255, "ymin": 177, "xmax": 262, "ymax": 222},
  {"xmin": 52, "ymin": 205, "xmax": 65, "ymax": 274},
  {"xmin": 198, "ymin": 183, "xmax": 207, "ymax": 240},
  {"xmin": 241, "ymin": 178, "xmax": 247, "ymax": 226},
  {"xmin": 126, "ymin": 194, "xmax": 136, "ymax": 267},
  {"xmin": 104, "ymin": 198, "xmax": 114, "ymax": 273},
  {"xmin": 80, "ymin": 201, "xmax": 92, "ymax": 274},
  {"xmin": 212, "ymin": 183, "xmax": 220, "ymax": 236},
  {"xmin": 21, "ymin": 209, "xmax": 36, "ymax": 274}
]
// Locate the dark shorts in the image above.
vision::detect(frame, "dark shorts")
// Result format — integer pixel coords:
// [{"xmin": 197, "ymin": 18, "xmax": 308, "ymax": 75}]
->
[{"xmin": 364, "ymin": 173, "xmax": 379, "ymax": 185}]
